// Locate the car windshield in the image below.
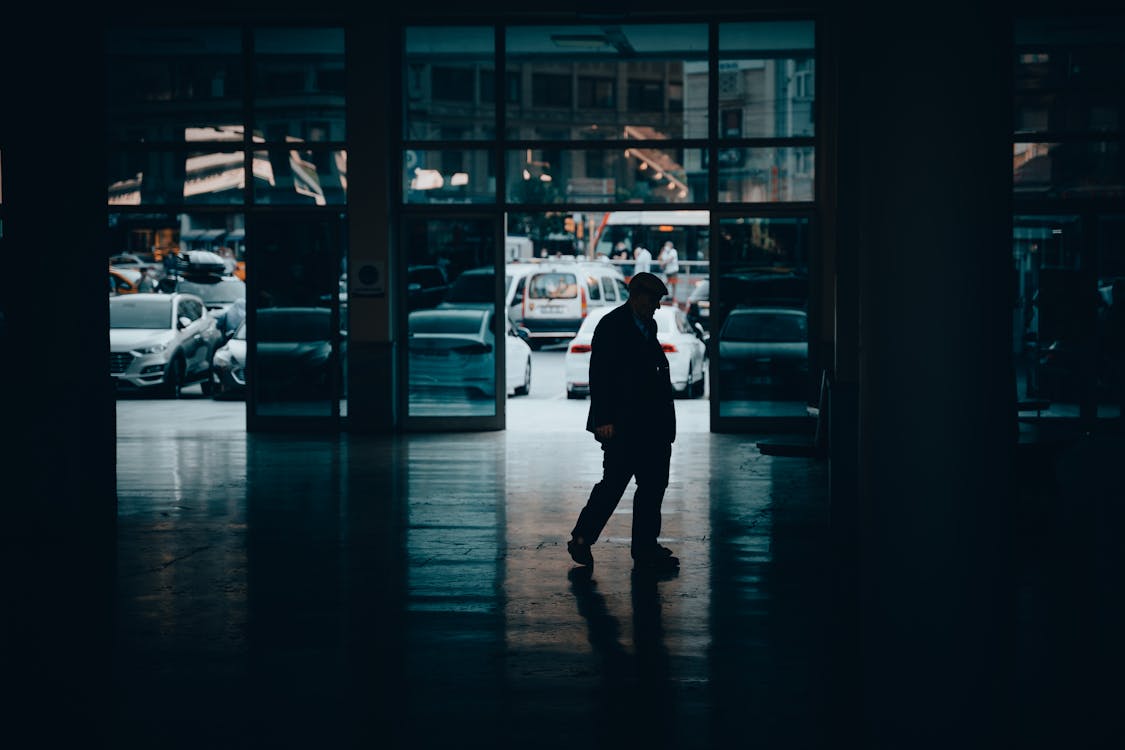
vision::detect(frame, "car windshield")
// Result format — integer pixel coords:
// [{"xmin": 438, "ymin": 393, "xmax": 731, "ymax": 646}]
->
[
  {"xmin": 110, "ymin": 298, "xmax": 172, "ymax": 329},
  {"xmin": 529, "ymin": 273, "xmax": 578, "ymax": 299},
  {"xmin": 410, "ymin": 311, "xmax": 486, "ymax": 334},
  {"xmin": 443, "ymin": 272, "xmax": 493, "ymax": 303},
  {"xmin": 175, "ymin": 277, "xmax": 246, "ymax": 304},
  {"xmin": 257, "ymin": 309, "xmax": 330, "ymax": 342},
  {"xmin": 722, "ymin": 311, "xmax": 806, "ymax": 342}
]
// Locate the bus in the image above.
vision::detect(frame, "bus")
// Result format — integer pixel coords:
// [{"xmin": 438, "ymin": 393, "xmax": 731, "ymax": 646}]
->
[
  {"xmin": 591, "ymin": 210, "xmax": 709, "ymax": 262},
  {"xmin": 590, "ymin": 210, "xmax": 710, "ymax": 304}
]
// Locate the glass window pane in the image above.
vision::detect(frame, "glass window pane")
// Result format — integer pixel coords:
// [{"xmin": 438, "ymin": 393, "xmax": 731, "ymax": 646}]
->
[
  {"xmin": 718, "ymin": 21, "xmax": 815, "ymax": 138},
  {"xmin": 505, "ymin": 24, "xmax": 708, "ymax": 140},
  {"xmin": 405, "ymin": 27, "xmax": 495, "ymax": 141},
  {"xmin": 716, "ymin": 216, "xmax": 811, "ymax": 418},
  {"xmin": 505, "ymin": 147, "xmax": 706, "ymax": 204},
  {"xmin": 583, "ymin": 209, "xmax": 710, "ymax": 308},
  {"xmin": 402, "ymin": 149, "xmax": 494, "ymax": 204},
  {"xmin": 405, "ymin": 218, "xmax": 498, "ymax": 418},
  {"xmin": 1015, "ymin": 91, "xmax": 1122, "ymax": 135},
  {"xmin": 106, "ymin": 27, "xmax": 244, "ymax": 143},
  {"xmin": 1014, "ymin": 142, "xmax": 1124, "ymax": 198},
  {"xmin": 253, "ymin": 148, "xmax": 347, "ymax": 205},
  {"xmin": 252, "ymin": 216, "xmax": 346, "ymax": 418},
  {"xmin": 253, "ymin": 28, "xmax": 346, "ymax": 142},
  {"xmin": 716, "ymin": 147, "xmax": 815, "ymax": 202},
  {"xmin": 108, "ymin": 150, "xmax": 247, "ymax": 205}
]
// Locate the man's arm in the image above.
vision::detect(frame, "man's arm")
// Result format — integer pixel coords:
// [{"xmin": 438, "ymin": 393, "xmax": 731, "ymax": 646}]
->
[{"xmin": 587, "ymin": 318, "xmax": 618, "ymax": 436}]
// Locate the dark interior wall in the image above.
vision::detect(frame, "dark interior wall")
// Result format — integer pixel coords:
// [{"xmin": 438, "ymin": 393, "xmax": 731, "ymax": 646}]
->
[
  {"xmin": 1, "ymin": 21, "xmax": 115, "ymax": 541},
  {"xmin": 837, "ymin": 7, "xmax": 1018, "ymax": 746}
]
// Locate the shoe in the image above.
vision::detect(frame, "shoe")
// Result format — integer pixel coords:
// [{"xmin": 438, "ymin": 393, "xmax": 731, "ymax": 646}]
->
[
  {"xmin": 568, "ymin": 538, "xmax": 594, "ymax": 566},
  {"xmin": 632, "ymin": 554, "xmax": 680, "ymax": 573}
]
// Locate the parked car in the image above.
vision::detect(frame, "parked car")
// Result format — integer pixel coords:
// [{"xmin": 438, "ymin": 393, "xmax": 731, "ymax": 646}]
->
[
  {"xmin": 108, "ymin": 252, "xmax": 160, "ymax": 277},
  {"xmin": 255, "ymin": 307, "xmax": 342, "ymax": 401},
  {"xmin": 437, "ymin": 262, "xmax": 540, "ymax": 313},
  {"xmin": 514, "ymin": 260, "xmax": 629, "ymax": 348},
  {"xmin": 564, "ymin": 304, "xmax": 708, "ymax": 400},
  {"xmin": 717, "ymin": 306, "xmax": 808, "ymax": 399},
  {"xmin": 210, "ymin": 319, "xmax": 247, "ymax": 399},
  {"xmin": 408, "ymin": 307, "xmax": 532, "ymax": 398},
  {"xmin": 110, "ymin": 293, "xmax": 223, "ymax": 397},
  {"xmin": 109, "ymin": 267, "xmax": 143, "ymax": 295},
  {"xmin": 684, "ymin": 278, "xmax": 710, "ymax": 331},
  {"xmin": 407, "ymin": 265, "xmax": 451, "ymax": 310}
]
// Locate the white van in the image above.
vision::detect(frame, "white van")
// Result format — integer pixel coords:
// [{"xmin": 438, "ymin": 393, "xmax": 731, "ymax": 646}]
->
[
  {"xmin": 514, "ymin": 259, "xmax": 629, "ymax": 348},
  {"xmin": 438, "ymin": 261, "xmax": 541, "ymax": 312}
]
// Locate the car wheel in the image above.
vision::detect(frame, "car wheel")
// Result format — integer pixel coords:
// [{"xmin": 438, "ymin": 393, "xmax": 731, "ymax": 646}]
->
[
  {"xmin": 164, "ymin": 357, "xmax": 185, "ymax": 399},
  {"xmin": 200, "ymin": 367, "xmax": 215, "ymax": 397},
  {"xmin": 514, "ymin": 359, "xmax": 531, "ymax": 396},
  {"xmin": 691, "ymin": 366, "xmax": 706, "ymax": 398},
  {"xmin": 566, "ymin": 388, "xmax": 585, "ymax": 400}
]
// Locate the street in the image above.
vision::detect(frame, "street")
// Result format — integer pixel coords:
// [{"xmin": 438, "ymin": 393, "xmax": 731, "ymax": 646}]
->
[{"xmin": 115, "ymin": 347, "xmax": 712, "ymax": 434}]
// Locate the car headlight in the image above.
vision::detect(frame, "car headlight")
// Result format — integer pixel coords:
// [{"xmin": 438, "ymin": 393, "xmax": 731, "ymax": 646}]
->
[{"xmin": 132, "ymin": 343, "xmax": 167, "ymax": 355}]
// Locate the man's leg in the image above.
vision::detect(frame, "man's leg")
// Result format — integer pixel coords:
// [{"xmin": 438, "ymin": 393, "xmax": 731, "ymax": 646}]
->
[
  {"xmin": 630, "ymin": 442, "xmax": 671, "ymax": 560},
  {"xmin": 571, "ymin": 442, "xmax": 633, "ymax": 548}
]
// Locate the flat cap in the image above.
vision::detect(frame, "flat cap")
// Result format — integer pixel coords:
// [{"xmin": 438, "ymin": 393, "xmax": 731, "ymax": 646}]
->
[{"xmin": 628, "ymin": 271, "xmax": 668, "ymax": 297}]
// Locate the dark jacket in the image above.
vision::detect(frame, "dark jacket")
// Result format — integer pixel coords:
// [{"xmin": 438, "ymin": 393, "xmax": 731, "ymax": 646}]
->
[{"xmin": 585, "ymin": 302, "xmax": 676, "ymax": 444}]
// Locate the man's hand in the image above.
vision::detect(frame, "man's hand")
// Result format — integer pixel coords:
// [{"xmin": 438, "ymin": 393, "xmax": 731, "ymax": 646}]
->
[{"xmin": 594, "ymin": 423, "xmax": 615, "ymax": 441}]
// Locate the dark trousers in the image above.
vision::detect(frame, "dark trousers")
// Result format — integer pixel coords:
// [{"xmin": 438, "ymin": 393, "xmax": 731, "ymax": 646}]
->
[{"xmin": 571, "ymin": 438, "xmax": 671, "ymax": 558}]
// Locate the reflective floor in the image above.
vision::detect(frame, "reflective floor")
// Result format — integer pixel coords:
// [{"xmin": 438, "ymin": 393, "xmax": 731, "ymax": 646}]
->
[
  {"xmin": 7, "ymin": 402, "xmax": 1123, "ymax": 748},
  {"xmin": 105, "ymin": 403, "xmax": 830, "ymax": 748}
]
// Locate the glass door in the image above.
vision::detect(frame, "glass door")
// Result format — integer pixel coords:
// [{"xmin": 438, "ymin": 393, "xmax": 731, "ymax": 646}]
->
[
  {"xmin": 401, "ymin": 215, "xmax": 506, "ymax": 430},
  {"xmin": 246, "ymin": 213, "xmax": 347, "ymax": 430},
  {"xmin": 712, "ymin": 214, "xmax": 817, "ymax": 427}
]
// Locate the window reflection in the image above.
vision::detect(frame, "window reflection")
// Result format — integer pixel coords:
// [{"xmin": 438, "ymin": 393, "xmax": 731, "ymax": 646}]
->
[
  {"xmin": 1014, "ymin": 142, "xmax": 1123, "ymax": 198},
  {"xmin": 402, "ymin": 149, "xmax": 494, "ymax": 204},
  {"xmin": 253, "ymin": 148, "xmax": 347, "ymax": 205},
  {"xmin": 405, "ymin": 218, "xmax": 498, "ymax": 418},
  {"xmin": 106, "ymin": 27, "xmax": 243, "ymax": 143},
  {"xmin": 253, "ymin": 27, "xmax": 346, "ymax": 143},
  {"xmin": 716, "ymin": 217, "xmax": 811, "ymax": 417},
  {"xmin": 505, "ymin": 147, "xmax": 705, "ymax": 204},
  {"xmin": 718, "ymin": 21, "xmax": 816, "ymax": 139},
  {"xmin": 405, "ymin": 27, "xmax": 495, "ymax": 141},
  {"xmin": 505, "ymin": 24, "xmax": 708, "ymax": 140},
  {"xmin": 716, "ymin": 147, "xmax": 815, "ymax": 202},
  {"xmin": 252, "ymin": 217, "xmax": 346, "ymax": 418}
]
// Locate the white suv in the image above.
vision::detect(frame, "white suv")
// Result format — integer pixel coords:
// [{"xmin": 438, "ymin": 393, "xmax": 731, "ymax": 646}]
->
[
  {"xmin": 109, "ymin": 293, "xmax": 223, "ymax": 397},
  {"xmin": 513, "ymin": 260, "xmax": 629, "ymax": 348}
]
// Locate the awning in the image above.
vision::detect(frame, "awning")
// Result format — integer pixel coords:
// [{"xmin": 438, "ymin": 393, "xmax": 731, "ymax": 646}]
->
[{"xmin": 180, "ymin": 228, "xmax": 226, "ymax": 241}]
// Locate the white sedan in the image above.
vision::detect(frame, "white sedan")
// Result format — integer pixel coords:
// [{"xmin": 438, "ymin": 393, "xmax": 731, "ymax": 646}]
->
[
  {"xmin": 408, "ymin": 308, "xmax": 532, "ymax": 398},
  {"xmin": 564, "ymin": 304, "xmax": 708, "ymax": 399}
]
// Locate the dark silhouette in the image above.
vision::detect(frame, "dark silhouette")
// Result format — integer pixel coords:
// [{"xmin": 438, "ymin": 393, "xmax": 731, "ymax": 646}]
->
[
  {"xmin": 568, "ymin": 272, "xmax": 679, "ymax": 573},
  {"xmin": 566, "ymin": 565, "xmax": 678, "ymax": 748}
]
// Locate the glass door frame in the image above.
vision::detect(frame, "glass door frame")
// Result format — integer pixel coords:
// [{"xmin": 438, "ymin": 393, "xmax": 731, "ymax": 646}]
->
[
  {"xmin": 709, "ymin": 208, "xmax": 822, "ymax": 434},
  {"xmin": 397, "ymin": 211, "xmax": 508, "ymax": 432}
]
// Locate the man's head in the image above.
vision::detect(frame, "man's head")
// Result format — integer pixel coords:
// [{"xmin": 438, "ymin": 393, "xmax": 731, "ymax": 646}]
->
[{"xmin": 627, "ymin": 272, "xmax": 667, "ymax": 319}]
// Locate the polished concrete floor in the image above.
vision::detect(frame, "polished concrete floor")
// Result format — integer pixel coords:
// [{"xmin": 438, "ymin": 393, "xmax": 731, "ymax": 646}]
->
[{"xmin": 6, "ymin": 402, "xmax": 1125, "ymax": 748}]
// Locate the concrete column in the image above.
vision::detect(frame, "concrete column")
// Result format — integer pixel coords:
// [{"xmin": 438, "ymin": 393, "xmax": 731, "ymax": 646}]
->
[
  {"xmin": 345, "ymin": 23, "xmax": 396, "ymax": 431},
  {"xmin": 832, "ymin": 9, "xmax": 1017, "ymax": 747}
]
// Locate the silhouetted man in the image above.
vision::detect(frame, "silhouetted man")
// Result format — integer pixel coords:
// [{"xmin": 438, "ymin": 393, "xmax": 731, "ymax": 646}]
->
[{"xmin": 568, "ymin": 272, "xmax": 679, "ymax": 573}]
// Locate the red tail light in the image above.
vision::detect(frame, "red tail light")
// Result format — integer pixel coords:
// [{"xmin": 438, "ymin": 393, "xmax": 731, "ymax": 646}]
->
[
  {"xmin": 580, "ymin": 285, "xmax": 588, "ymax": 317},
  {"xmin": 570, "ymin": 343, "xmax": 592, "ymax": 354},
  {"xmin": 661, "ymin": 343, "xmax": 677, "ymax": 353}
]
